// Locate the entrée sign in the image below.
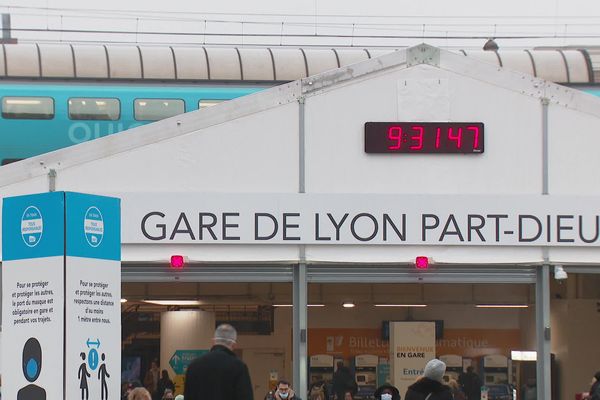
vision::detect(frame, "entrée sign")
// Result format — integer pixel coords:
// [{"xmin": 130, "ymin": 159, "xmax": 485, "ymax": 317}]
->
[{"xmin": 119, "ymin": 193, "xmax": 600, "ymax": 246}]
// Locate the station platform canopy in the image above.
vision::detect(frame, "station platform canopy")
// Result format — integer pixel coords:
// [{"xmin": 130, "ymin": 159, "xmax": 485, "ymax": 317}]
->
[
  {"xmin": 2, "ymin": 44, "xmax": 600, "ymax": 267},
  {"xmin": 0, "ymin": 43, "xmax": 594, "ymax": 84}
]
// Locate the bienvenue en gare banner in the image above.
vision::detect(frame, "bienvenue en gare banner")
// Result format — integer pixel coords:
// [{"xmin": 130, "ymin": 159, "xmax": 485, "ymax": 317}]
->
[{"xmin": 119, "ymin": 193, "xmax": 600, "ymax": 246}]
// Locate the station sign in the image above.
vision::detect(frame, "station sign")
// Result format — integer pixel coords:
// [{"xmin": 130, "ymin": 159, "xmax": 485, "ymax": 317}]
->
[
  {"xmin": 121, "ymin": 193, "xmax": 600, "ymax": 246},
  {"xmin": 169, "ymin": 349, "xmax": 208, "ymax": 375}
]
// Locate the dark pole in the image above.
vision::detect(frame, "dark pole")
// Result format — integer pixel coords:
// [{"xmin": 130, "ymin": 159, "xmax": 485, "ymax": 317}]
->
[{"xmin": 1, "ymin": 13, "xmax": 17, "ymax": 43}]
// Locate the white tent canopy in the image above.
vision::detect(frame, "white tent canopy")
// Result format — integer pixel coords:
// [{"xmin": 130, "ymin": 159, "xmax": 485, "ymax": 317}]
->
[{"xmin": 2, "ymin": 44, "xmax": 600, "ymax": 265}]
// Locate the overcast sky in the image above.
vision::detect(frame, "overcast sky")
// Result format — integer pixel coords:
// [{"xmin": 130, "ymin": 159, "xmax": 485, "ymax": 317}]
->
[
  {"xmin": 2, "ymin": 0, "xmax": 600, "ymax": 48},
  {"xmin": 1, "ymin": 0, "xmax": 593, "ymax": 17}
]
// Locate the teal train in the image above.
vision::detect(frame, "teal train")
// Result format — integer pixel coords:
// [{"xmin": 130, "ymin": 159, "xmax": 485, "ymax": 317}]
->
[
  {"xmin": 0, "ymin": 82, "xmax": 263, "ymax": 165},
  {"xmin": 0, "ymin": 43, "xmax": 597, "ymax": 166}
]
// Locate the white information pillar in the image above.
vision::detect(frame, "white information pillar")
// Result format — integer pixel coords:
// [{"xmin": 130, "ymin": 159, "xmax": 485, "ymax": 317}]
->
[
  {"xmin": 2, "ymin": 192, "xmax": 121, "ymax": 400},
  {"xmin": 160, "ymin": 310, "xmax": 214, "ymax": 393},
  {"xmin": 389, "ymin": 321, "xmax": 436, "ymax": 397}
]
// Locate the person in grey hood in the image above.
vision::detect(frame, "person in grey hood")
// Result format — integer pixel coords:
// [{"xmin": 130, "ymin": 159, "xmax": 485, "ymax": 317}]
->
[{"xmin": 404, "ymin": 359, "xmax": 453, "ymax": 400}]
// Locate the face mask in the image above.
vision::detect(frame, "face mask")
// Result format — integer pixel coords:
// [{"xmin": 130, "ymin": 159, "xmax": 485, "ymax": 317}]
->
[
  {"xmin": 381, "ymin": 394, "xmax": 393, "ymax": 400},
  {"xmin": 279, "ymin": 392, "xmax": 289, "ymax": 399}
]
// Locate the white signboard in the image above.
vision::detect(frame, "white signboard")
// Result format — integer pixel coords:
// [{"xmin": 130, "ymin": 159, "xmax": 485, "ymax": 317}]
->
[
  {"xmin": 310, "ymin": 354, "xmax": 334, "ymax": 368},
  {"xmin": 355, "ymin": 354, "xmax": 379, "ymax": 367},
  {"xmin": 439, "ymin": 354, "xmax": 463, "ymax": 379},
  {"xmin": 439, "ymin": 354, "xmax": 463, "ymax": 369},
  {"xmin": 389, "ymin": 322, "xmax": 436, "ymax": 397},
  {"xmin": 483, "ymin": 354, "xmax": 508, "ymax": 368},
  {"xmin": 121, "ymin": 193, "xmax": 600, "ymax": 246}
]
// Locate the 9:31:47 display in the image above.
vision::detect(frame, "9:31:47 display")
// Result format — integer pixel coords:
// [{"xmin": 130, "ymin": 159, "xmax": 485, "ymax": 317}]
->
[{"xmin": 364, "ymin": 122, "xmax": 485, "ymax": 154}]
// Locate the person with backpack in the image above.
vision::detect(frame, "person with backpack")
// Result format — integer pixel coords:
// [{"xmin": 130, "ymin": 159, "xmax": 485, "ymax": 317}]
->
[{"xmin": 404, "ymin": 359, "xmax": 453, "ymax": 400}]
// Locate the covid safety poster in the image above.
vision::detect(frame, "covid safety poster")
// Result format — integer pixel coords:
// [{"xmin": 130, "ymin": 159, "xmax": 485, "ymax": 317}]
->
[{"xmin": 2, "ymin": 192, "xmax": 120, "ymax": 400}]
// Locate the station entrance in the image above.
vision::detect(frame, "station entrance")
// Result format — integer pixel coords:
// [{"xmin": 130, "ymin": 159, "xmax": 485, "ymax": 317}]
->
[{"xmin": 115, "ymin": 263, "xmax": 580, "ymax": 400}]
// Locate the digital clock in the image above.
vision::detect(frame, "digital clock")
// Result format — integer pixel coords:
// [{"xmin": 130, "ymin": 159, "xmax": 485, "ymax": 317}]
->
[{"xmin": 364, "ymin": 122, "xmax": 484, "ymax": 154}]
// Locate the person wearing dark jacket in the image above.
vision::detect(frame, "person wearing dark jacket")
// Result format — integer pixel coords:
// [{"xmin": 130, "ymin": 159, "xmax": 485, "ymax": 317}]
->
[
  {"xmin": 458, "ymin": 367, "xmax": 481, "ymax": 400},
  {"xmin": 587, "ymin": 371, "xmax": 600, "ymax": 400},
  {"xmin": 404, "ymin": 359, "xmax": 452, "ymax": 400},
  {"xmin": 184, "ymin": 324, "xmax": 254, "ymax": 400},
  {"xmin": 156, "ymin": 370, "xmax": 175, "ymax": 400},
  {"xmin": 332, "ymin": 362, "xmax": 357, "ymax": 400},
  {"xmin": 374, "ymin": 384, "xmax": 401, "ymax": 400}
]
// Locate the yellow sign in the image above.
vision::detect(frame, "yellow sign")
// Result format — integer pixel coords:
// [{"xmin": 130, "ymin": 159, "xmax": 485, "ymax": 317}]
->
[{"xmin": 173, "ymin": 375, "xmax": 185, "ymax": 396}]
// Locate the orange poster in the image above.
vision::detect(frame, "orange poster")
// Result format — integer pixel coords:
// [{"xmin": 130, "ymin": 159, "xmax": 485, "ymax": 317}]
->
[
  {"xmin": 308, "ymin": 328, "xmax": 521, "ymax": 360},
  {"xmin": 436, "ymin": 329, "xmax": 521, "ymax": 358},
  {"xmin": 309, "ymin": 328, "xmax": 389, "ymax": 358}
]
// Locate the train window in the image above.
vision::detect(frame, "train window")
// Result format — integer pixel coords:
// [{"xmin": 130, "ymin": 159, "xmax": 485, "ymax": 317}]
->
[
  {"xmin": 2, "ymin": 97, "xmax": 54, "ymax": 120},
  {"xmin": 68, "ymin": 98, "xmax": 120, "ymax": 120},
  {"xmin": 134, "ymin": 99, "xmax": 184, "ymax": 121},
  {"xmin": 199, "ymin": 99, "xmax": 224, "ymax": 108},
  {"xmin": 1, "ymin": 158, "xmax": 23, "ymax": 166}
]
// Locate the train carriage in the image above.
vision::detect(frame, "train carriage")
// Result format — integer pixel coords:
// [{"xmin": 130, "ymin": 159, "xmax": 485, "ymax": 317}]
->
[{"xmin": 0, "ymin": 43, "xmax": 597, "ymax": 166}]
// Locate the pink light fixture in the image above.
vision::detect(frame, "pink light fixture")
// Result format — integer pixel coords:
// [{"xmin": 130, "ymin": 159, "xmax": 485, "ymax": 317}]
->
[
  {"xmin": 415, "ymin": 256, "xmax": 429, "ymax": 269},
  {"xmin": 170, "ymin": 255, "xmax": 185, "ymax": 269}
]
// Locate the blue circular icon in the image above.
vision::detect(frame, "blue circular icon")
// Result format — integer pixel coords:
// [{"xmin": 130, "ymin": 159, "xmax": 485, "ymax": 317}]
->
[
  {"xmin": 88, "ymin": 348, "xmax": 99, "ymax": 370},
  {"xmin": 26, "ymin": 358, "xmax": 39, "ymax": 380},
  {"xmin": 21, "ymin": 206, "xmax": 43, "ymax": 247},
  {"xmin": 84, "ymin": 206, "xmax": 104, "ymax": 248}
]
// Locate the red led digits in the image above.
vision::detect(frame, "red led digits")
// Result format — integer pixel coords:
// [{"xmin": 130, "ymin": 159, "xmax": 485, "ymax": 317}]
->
[
  {"xmin": 447, "ymin": 127, "xmax": 463, "ymax": 148},
  {"xmin": 365, "ymin": 122, "xmax": 484, "ymax": 154},
  {"xmin": 467, "ymin": 125, "xmax": 480, "ymax": 148},
  {"xmin": 409, "ymin": 125, "xmax": 424, "ymax": 150},
  {"xmin": 387, "ymin": 126, "xmax": 403, "ymax": 150}
]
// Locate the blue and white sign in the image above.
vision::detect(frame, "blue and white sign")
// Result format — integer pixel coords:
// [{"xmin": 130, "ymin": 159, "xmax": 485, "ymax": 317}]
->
[
  {"xmin": 21, "ymin": 206, "xmax": 43, "ymax": 247},
  {"xmin": 2, "ymin": 192, "xmax": 66, "ymax": 400},
  {"xmin": 3, "ymin": 192, "xmax": 64, "ymax": 261},
  {"xmin": 66, "ymin": 192, "xmax": 120, "ymax": 261},
  {"xmin": 2, "ymin": 192, "xmax": 121, "ymax": 400},
  {"xmin": 84, "ymin": 206, "xmax": 104, "ymax": 247},
  {"xmin": 65, "ymin": 192, "xmax": 121, "ymax": 400}
]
